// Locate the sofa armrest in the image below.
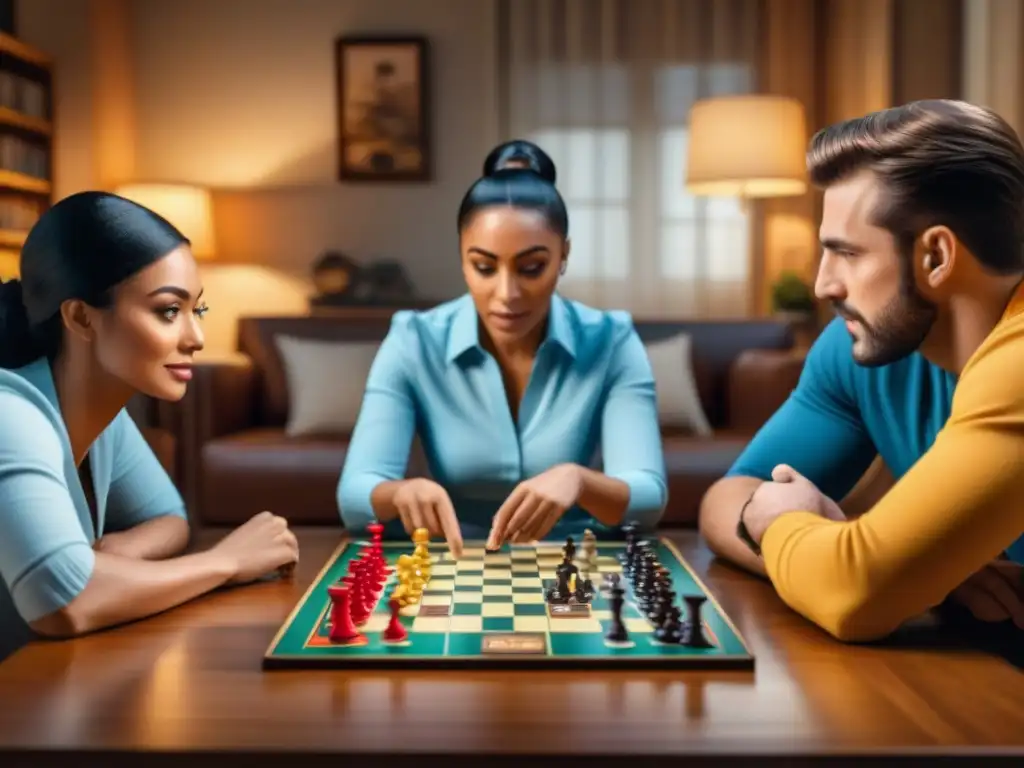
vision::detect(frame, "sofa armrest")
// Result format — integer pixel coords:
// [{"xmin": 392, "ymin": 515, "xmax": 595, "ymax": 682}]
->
[
  {"xmin": 176, "ymin": 356, "xmax": 258, "ymax": 512},
  {"xmin": 726, "ymin": 349, "xmax": 804, "ymax": 433}
]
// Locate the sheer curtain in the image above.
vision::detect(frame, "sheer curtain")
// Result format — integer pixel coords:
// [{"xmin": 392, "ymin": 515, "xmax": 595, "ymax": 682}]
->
[{"xmin": 498, "ymin": 0, "xmax": 762, "ymax": 317}]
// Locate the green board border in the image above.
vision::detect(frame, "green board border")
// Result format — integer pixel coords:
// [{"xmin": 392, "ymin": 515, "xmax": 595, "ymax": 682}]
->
[{"xmin": 263, "ymin": 537, "xmax": 755, "ymax": 671}]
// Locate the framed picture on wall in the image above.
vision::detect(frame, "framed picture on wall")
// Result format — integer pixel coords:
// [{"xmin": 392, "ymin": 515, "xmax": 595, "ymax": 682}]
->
[{"xmin": 334, "ymin": 35, "xmax": 431, "ymax": 182}]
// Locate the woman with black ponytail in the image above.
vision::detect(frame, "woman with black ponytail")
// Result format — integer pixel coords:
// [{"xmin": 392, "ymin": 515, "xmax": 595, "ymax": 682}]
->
[
  {"xmin": 0, "ymin": 191, "xmax": 297, "ymax": 663},
  {"xmin": 338, "ymin": 144, "xmax": 667, "ymax": 556}
]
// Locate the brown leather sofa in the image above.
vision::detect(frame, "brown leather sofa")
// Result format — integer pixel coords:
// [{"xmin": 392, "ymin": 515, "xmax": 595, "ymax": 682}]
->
[{"xmin": 170, "ymin": 312, "xmax": 804, "ymax": 529}]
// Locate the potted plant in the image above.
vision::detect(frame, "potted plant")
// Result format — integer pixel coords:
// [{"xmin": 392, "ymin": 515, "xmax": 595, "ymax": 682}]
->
[{"xmin": 770, "ymin": 270, "xmax": 816, "ymax": 324}]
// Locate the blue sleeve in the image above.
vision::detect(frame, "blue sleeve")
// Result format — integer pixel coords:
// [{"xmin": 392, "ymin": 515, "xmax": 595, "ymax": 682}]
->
[
  {"xmin": 0, "ymin": 390, "xmax": 95, "ymax": 623},
  {"xmin": 105, "ymin": 410, "xmax": 187, "ymax": 531},
  {"xmin": 726, "ymin": 318, "xmax": 877, "ymax": 502},
  {"xmin": 336, "ymin": 312, "xmax": 418, "ymax": 531},
  {"xmin": 599, "ymin": 316, "xmax": 669, "ymax": 528}
]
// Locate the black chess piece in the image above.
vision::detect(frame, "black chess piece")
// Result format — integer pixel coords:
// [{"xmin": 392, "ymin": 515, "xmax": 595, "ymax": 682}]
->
[
  {"xmin": 635, "ymin": 552, "xmax": 658, "ymax": 609},
  {"xmin": 546, "ymin": 561, "xmax": 572, "ymax": 604},
  {"xmin": 603, "ymin": 573, "xmax": 630, "ymax": 643},
  {"xmin": 620, "ymin": 522, "xmax": 638, "ymax": 565},
  {"xmin": 629, "ymin": 539, "xmax": 651, "ymax": 579},
  {"xmin": 581, "ymin": 575, "xmax": 595, "ymax": 600},
  {"xmin": 656, "ymin": 565, "xmax": 673, "ymax": 589},
  {"xmin": 655, "ymin": 605, "xmax": 683, "ymax": 643},
  {"xmin": 564, "ymin": 535, "xmax": 576, "ymax": 562},
  {"xmin": 574, "ymin": 576, "xmax": 591, "ymax": 603},
  {"xmin": 649, "ymin": 583, "xmax": 675, "ymax": 626},
  {"xmin": 682, "ymin": 595, "xmax": 713, "ymax": 648}
]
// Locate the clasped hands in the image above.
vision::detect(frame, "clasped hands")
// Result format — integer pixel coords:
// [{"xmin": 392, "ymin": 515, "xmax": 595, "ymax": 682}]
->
[
  {"xmin": 744, "ymin": 464, "xmax": 1024, "ymax": 630},
  {"xmin": 390, "ymin": 464, "xmax": 583, "ymax": 559}
]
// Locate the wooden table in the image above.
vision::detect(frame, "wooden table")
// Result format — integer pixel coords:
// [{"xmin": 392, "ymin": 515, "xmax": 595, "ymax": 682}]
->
[{"xmin": 0, "ymin": 528, "xmax": 1021, "ymax": 767}]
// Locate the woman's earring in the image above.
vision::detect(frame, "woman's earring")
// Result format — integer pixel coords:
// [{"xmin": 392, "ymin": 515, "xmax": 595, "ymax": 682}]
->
[{"xmin": 560, "ymin": 262, "xmax": 567, "ymax": 275}]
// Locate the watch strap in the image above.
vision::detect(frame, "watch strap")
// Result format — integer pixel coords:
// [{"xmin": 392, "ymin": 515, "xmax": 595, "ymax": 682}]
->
[{"xmin": 736, "ymin": 490, "xmax": 762, "ymax": 556}]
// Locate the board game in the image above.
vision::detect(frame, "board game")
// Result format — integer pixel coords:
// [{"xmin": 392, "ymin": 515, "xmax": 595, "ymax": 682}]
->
[{"xmin": 263, "ymin": 523, "xmax": 754, "ymax": 670}]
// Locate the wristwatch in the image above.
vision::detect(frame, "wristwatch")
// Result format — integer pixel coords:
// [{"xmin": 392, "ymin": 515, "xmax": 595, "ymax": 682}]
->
[{"xmin": 736, "ymin": 490, "xmax": 761, "ymax": 556}]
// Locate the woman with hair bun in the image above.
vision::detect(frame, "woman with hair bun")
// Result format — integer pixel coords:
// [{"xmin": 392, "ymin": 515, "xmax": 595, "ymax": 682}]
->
[
  {"xmin": 0, "ymin": 191, "xmax": 298, "ymax": 662},
  {"xmin": 338, "ymin": 146, "xmax": 666, "ymax": 557}
]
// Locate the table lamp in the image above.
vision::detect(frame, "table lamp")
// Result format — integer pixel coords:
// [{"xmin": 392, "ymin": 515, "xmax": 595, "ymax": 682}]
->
[
  {"xmin": 685, "ymin": 94, "xmax": 808, "ymax": 200},
  {"xmin": 684, "ymin": 95, "xmax": 810, "ymax": 316},
  {"xmin": 114, "ymin": 183, "xmax": 216, "ymax": 260}
]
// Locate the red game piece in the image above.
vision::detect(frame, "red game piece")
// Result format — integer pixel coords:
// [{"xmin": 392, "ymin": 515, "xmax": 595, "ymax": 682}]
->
[
  {"xmin": 345, "ymin": 573, "xmax": 371, "ymax": 624},
  {"xmin": 382, "ymin": 596, "xmax": 408, "ymax": 642},
  {"xmin": 327, "ymin": 584, "xmax": 364, "ymax": 644}
]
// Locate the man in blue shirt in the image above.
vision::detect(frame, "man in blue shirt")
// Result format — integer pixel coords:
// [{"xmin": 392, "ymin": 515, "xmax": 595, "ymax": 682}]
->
[{"xmin": 699, "ymin": 315, "xmax": 958, "ymax": 577}]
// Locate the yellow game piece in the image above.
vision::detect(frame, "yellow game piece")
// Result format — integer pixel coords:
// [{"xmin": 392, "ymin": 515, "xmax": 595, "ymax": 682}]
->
[
  {"xmin": 391, "ymin": 582, "xmax": 410, "ymax": 607},
  {"xmin": 412, "ymin": 527, "xmax": 430, "ymax": 545},
  {"xmin": 415, "ymin": 554, "xmax": 432, "ymax": 580},
  {"xmin": 396, "ymin": 554, "xmax": 414, "ymax": 575}
]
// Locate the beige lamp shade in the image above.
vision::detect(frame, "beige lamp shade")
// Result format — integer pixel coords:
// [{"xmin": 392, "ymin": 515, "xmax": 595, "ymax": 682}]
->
[
  {"xmin": 685, "ymin": 95, "xmax": 808, "ymax": 198},
  {"xmin": 114, "ymin": 183, "xmax": 216, "ymax": 259}
]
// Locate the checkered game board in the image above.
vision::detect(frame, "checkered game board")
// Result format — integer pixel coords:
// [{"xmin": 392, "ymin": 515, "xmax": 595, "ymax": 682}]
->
[{"xmin": 263, "ymin": 538, "xmax": 754, "ymax": 670}]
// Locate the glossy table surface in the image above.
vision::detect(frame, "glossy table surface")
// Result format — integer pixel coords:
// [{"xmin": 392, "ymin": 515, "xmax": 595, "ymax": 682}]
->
[{"xmin": 0, "ymin": 528, "xmax": 1021, "ymax": 767}]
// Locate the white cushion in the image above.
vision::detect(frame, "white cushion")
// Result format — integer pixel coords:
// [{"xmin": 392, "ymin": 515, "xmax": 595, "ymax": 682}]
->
[
  {"xmin": 644, "ymin": 334, "xmax": 713, "ymax": 435},
  {"xmin": 274, "ymin": 335, "xmax": 380, "ymax": 437}
]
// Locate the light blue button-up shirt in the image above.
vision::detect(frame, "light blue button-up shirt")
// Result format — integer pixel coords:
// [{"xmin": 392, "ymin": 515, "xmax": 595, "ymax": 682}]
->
[
  {"xmin": 0, "ymin": 357, "xmax": 187, "ymax": 663},
  {"xmin": 337, "ymin": 293, "xmax": 668, "ymax": 539}
]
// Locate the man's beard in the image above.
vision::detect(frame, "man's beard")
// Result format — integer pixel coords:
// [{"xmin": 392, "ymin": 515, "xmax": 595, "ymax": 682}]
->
[{"xmin": 834, "ymin": 270, "xmax": 937, "ymax": 368}]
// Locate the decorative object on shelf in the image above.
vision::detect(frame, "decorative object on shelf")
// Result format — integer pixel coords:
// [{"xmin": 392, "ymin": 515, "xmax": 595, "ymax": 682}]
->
[
  {"xmin": 114, "ymin": 183, "xmax": 216, "ymax": 260},
  {"xmin": 359, "ymin": 259, "xmax": 414, "ymax": 303},
  {"xmin": 309, "ymin": 253, "xmax": 419, "ymax": 310},
  {"xmin": 0, "ymin": 32, "xmax": 53, "ymax": 280},
  {"xmin": 335, "ymin": 35, "xmax": 430, "ymax": 182},
  {"xmin": 311, "ymin": 250, "xmax": 362, "ymax": 300}
]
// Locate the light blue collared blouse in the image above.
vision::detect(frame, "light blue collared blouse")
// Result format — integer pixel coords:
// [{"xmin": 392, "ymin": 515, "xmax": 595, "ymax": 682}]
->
[
  {"xmin": 0, "ymin": 357, "xmax": 187, "ymax": 663},
  {"xmin": 337, "ymin": 293, "xmax": 668, "ymax": 539}
]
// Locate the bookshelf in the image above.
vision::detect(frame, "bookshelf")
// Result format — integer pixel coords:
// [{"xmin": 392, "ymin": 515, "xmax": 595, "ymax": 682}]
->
[{"xmin": 0, "ymin": 32, "xmax": 52, "ymax": 280}]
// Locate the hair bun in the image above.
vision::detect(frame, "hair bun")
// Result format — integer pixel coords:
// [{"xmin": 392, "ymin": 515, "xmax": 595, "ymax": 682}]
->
[
  {"xmin": 483, "ymin": 140, "xmax": 557, "ymax": 184},
  {"xmin": 0, "ymin": 278, "xmax": 39, "ymax": 368}
]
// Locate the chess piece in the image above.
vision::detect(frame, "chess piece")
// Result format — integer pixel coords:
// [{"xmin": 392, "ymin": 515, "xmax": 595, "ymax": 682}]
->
[
  {"xmin": 412, "ymin": 527, "xmax": 432, "ymax": 580},
  {"xmin": 382, "ymin": 596, "xmax": 408, "ymax": 642},
  {"xmin": 682, "ymin": 595, "xmax": 713, "ymax": 648},
  {"xmin": 603, "ymin": 573, "xmax": 630, "ymax": 643},
  {"xmin": 564, "ymin": 535, "xmax": 576, "ymax": 562},
  {"xmin": 577, "ymin": 561, "xmax": 594, "ymax": 602},
  {"xmin": 654, "ymin": 605, "xmax": 683, "ymax": 644},
  {"xmin": 621, "ymin": 522, "xmax": 638, "ymax": 568},
  {"xmin": 327, "ymin": 584, "xmax": 364, "ymax": 644},
  {"xmin": 546, "ymin": 560, "xmax": 572, "ymax": 603}
]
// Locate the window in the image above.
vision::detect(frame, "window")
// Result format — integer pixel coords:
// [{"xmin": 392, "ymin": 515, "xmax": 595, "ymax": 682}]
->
[
  {"xmin": 658, "ymin": 127, "xmax": 750, "ymax": 282},
  {"xmin": 519, "ymin": 62, "xmax": 754, "ymax": 312},
  {"xmin": 529, "ymin": 127, "xmax": 631, "ymax": 280}
]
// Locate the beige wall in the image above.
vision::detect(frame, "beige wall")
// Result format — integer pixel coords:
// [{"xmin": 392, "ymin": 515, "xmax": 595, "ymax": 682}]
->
[
  {"xmin": 17, "ymin": 0, "xmax": 499, "ymax": 355},
  {"xmin": 962, "ymin": 0, "xmax": 1024, "ymax": 134}
]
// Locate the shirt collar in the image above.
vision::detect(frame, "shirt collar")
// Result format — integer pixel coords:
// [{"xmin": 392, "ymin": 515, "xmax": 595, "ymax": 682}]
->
[{"xmin": 445, "ymin": 293, "xmax": 577, "ymax": 364}]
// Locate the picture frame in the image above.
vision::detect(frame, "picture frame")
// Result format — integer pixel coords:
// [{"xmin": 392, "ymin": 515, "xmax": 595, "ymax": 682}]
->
[{"xmin": 334, "ymin": 35, "xmax": 431, "ymax": 182}]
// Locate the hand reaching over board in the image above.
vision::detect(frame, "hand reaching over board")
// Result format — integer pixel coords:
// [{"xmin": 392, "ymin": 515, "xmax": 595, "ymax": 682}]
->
[
  {"xmin": 391, "ymin": 478, "xmax": 463, "ymax": 559},
  {"xmin": 487, "ymin": 464, "xmax": 583, "ymax": 548}
]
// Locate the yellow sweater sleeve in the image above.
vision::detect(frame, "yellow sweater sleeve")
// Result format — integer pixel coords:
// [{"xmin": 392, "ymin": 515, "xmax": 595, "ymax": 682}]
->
[{"xmin": 760, "ymin": 310, "xmax": 1024, "ymax": 642}]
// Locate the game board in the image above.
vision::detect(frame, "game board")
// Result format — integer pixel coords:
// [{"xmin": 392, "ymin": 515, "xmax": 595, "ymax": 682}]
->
[{"xmin": 263, "ymin": 526, "xmax": 755, "ymax": 670}]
